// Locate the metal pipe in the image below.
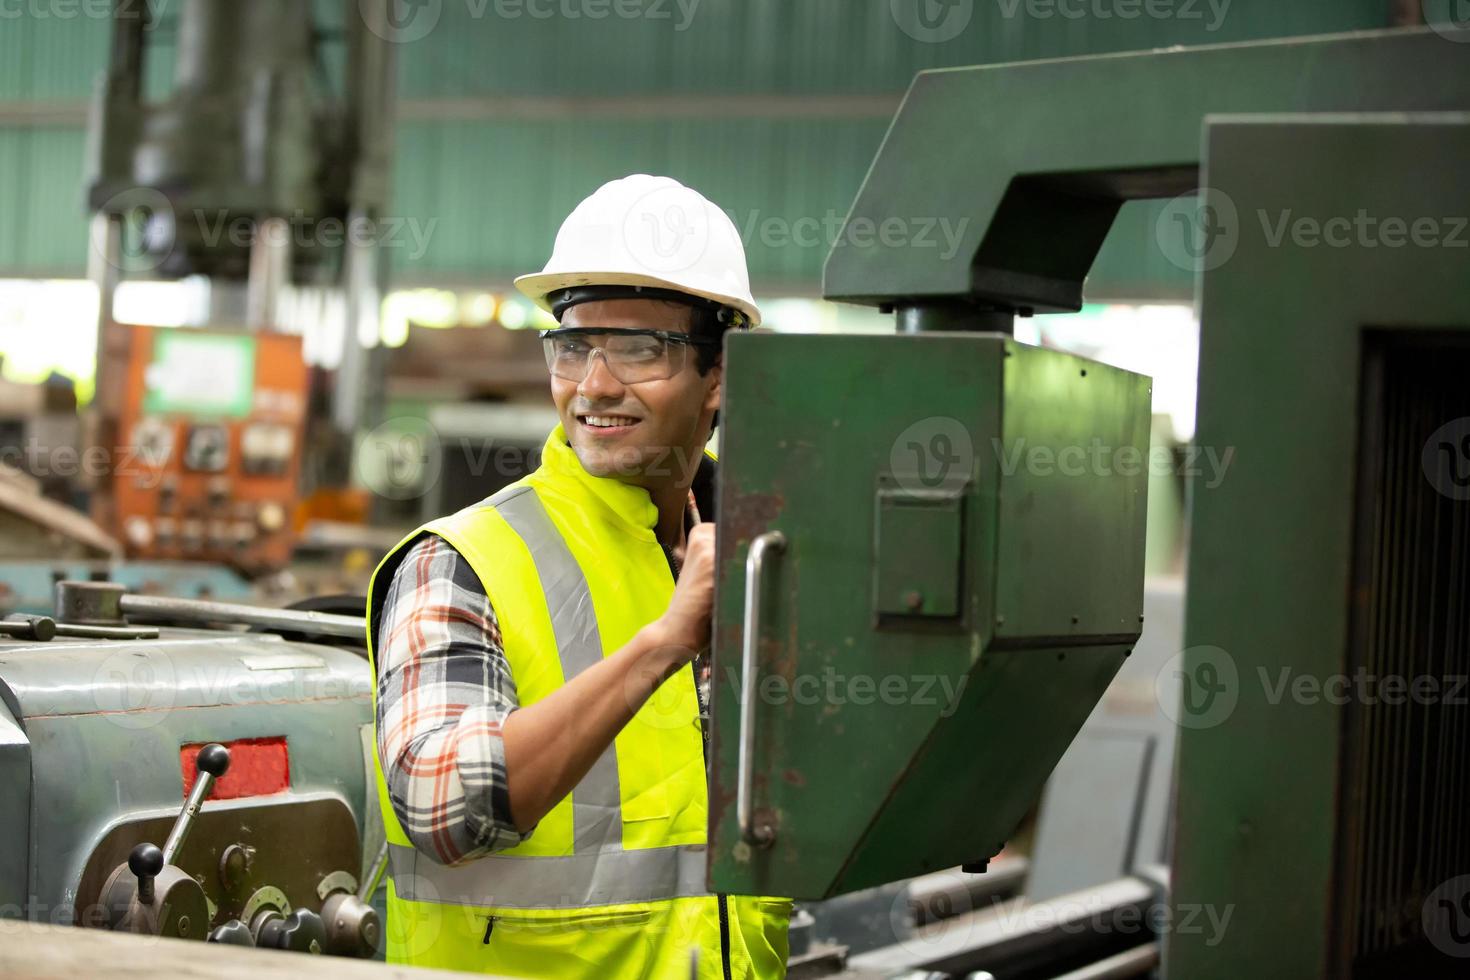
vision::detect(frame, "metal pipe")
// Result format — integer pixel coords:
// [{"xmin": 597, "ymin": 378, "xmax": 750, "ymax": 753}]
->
[
  {"xmin": 851, "ymin": 877, "xmax": 1159, "ymax": 977},
  {"xmin": 162, "ymin": 744, "xmax": 230, "ymax": 865},
  {"xmin": 1047, "ymin": 943, "xmax": 1160, "ymax": 980},
  {"xmin": 121, "ymin": 593, "xmax": 366, "ymax": 642},
  {"xmin": 738, "ymin": 531, "xmax": 785, "ymax": 846},
  {"xmin": 357, "ymin": 842, "xmax": 389, "ymax": 903},
  {"xmin": 895, "ymin": 303, "xmax": 1015, "ymax": 335},
  {"xmin": 907, "ymin": 858, "xmax": 1030, "ymax": 926}
]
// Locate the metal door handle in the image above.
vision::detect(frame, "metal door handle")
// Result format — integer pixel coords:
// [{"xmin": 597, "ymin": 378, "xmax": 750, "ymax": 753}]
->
[{"xmin": 738, "ymin": 530, "xmax": 785, "ymax": 847}]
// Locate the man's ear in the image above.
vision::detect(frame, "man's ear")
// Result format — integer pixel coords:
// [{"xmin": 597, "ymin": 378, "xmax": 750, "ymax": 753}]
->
[{"xmin": 702, "ymin": 362, "xmax": 723, "ymax": 415}]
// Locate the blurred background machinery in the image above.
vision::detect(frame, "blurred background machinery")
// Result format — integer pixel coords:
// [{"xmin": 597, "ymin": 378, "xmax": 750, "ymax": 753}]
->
[{"xmin": 85, "ymin": 0, "xmax": 396, "ymax": 574}]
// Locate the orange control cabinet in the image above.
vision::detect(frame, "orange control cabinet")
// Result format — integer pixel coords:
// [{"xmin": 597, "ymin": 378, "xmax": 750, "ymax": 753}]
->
[{"xmin": 96, "ymin": 323, "xmax": 308, "ymax": 573}]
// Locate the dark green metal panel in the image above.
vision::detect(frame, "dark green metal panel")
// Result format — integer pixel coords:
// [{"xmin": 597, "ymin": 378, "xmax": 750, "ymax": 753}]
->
[
  {"xmin": 824, "ymin": 27, "xmax": 1470, "ymax": 312},
  {"xmin": 1171, "ymin": 117, "xmax": 1470, "ymax": 979},
  {"xmin": 709, "ymin": 332, "xmax": 1149, "ymax": 898},
  {"xmin": 995, "ymin": 341, "xmax": 1151, "ymax": 640}
]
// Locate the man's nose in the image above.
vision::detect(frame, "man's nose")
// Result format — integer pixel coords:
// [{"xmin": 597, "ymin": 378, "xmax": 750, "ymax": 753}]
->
[{"xmin": 577, "ymin": 350, "xmax": 625, "ymax": 401}]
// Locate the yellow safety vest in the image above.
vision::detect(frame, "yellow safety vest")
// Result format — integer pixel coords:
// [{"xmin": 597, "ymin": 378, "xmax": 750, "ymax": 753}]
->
[{"xmin": 366, "ymin": 425, "xmax": 792, "ymax": 978}]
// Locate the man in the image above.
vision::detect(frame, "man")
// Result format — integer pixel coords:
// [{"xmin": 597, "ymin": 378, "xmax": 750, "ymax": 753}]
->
[{"xmin": 366, "ymin": 174, "xmax": 792, "ymax": 978}]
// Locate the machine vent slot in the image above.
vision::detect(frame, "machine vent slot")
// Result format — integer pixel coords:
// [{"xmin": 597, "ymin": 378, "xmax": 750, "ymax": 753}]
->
[{"xmin": 1340, "ymin": 335, "xmax": 1470, "ymax": 979}]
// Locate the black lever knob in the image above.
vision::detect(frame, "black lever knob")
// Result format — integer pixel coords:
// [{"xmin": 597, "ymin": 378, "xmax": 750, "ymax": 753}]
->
[
  {"xmin": 128, "ymin": 843, "xmax": 164, "ymax": 905},
  {"xmin": 208, "ymin": 919, "xmax": 256, "ymax": 946},
  {"xmin": 196, "ymin": 742, "xmax": 231, "ymax": 778},
  {"xmin": 258, "ymin": 908, "xmax": 326, "ymax": 954}
]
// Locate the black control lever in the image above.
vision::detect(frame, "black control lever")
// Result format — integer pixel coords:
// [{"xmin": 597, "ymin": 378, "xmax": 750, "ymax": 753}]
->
[
  {"xmin": 255, "ymin": 908, "xmax": 326, "ymax": 954},
  {"xmin": 164, "ymin": 743, "xmax": 230, "ymax": 864},
  {"xmin": 129, "ymin": 843, "xmax": 163, "ymax": 905},
  {"xmin": 208, "ymin": 920, "xmax": 256, "ymax": 946},
  {"xmin": 99, "ymin": 744, "xmax": 230, "ymax": 939}
]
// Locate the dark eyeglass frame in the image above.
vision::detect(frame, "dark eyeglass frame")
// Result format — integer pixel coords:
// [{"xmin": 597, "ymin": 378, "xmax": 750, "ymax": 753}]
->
[{"xmin": 539, "ymin": 327, "xmax": 720, "ymax": 348}]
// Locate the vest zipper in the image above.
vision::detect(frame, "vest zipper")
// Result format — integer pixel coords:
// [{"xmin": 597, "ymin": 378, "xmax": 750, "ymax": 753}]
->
[{"xmin": 664, "ymin": 540, "xmax": 734, "ymax": 980}]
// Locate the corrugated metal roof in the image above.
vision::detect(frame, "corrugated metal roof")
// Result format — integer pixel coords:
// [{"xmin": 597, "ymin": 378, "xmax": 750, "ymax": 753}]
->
[{"xmin": 0, "ymin": 0, "xmax": 1397, "ymax": 294}]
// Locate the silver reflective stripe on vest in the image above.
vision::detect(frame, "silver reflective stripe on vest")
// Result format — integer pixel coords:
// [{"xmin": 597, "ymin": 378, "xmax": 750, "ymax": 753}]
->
[
  {"xmin": 388, "ymin": 842, "xmax": 710, "ymax": 910},
  {"xmin": 487, "ymin": 485, "xmax": 622, "ymax": 854}
]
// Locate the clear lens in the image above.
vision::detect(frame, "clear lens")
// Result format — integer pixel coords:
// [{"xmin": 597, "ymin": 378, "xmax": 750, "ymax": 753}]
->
[{"xmin": 542, "ymin": 332, "xmax": 691, "ymax": 383}]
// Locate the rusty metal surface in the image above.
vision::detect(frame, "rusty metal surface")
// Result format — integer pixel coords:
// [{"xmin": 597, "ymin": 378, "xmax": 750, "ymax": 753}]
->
[{"xmin": 709, "ymin": 331, "xmax": 1149, "ymax": 899}]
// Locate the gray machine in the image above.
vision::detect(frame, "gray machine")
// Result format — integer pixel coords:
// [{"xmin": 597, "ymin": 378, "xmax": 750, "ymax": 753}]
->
[{"xmin": 0, "ymin": 584, "xmax": 383, "ymax": 957}]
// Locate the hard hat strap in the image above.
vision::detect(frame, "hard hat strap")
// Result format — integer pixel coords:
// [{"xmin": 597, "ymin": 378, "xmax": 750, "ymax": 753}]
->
[{"xmin": 549, "ymin": 285, "xmax": 748, "ymax": 330}]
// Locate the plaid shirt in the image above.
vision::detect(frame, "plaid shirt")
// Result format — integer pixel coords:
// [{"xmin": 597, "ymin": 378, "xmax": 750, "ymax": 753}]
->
[
  {"xmin": 375, "ymin": 533, "xmax": 530, "ymax": 864},
  {"xmin": 375, "ymin": 477, "xmax": 711, "ymax": 867}
]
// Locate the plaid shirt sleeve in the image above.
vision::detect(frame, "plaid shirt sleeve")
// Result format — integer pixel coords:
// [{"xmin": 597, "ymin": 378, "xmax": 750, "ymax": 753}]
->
[{"xmin": 375, "ymin": 533, "xmax": 532, "ymax": 865}]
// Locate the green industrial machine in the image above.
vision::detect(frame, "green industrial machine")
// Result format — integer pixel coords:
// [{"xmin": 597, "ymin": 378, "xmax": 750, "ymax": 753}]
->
[
  {"xmin": 1176, "ymin": 116, "xmax": 1470, "ymax": 980},
  {"xmin": 709, "ymin": 24, "xmax": 1470, "ymax": 980},
  {"xmin": 712, "ymin": 334, "xmax": 1150, "ymax": 898}
]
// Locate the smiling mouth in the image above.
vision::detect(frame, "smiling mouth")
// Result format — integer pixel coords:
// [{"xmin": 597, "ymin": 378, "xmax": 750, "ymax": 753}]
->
[{"xmin": 577, "ymin": 414, "xmax": 641, "ymax": 431}]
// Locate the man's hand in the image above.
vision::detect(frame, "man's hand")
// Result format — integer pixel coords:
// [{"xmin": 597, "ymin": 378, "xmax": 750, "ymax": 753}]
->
[
  {"xmin": 648, "ymin": 523, "xmax": 716, "ymax": 663},
  {"xmin": 501, "ymin": 523, "xmax": 719, "ymax": 833}
]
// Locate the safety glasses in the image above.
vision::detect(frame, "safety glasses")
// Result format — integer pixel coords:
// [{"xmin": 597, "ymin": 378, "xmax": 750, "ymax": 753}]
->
[{"xmin": 541, "ymin": 327, "xmax": 717, "ymax": 384}]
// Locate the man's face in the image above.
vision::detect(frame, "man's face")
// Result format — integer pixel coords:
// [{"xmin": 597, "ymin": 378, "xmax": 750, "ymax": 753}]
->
[{"xmin": 550, "ymin": 298, "xmax": 722, "ymax": 486}]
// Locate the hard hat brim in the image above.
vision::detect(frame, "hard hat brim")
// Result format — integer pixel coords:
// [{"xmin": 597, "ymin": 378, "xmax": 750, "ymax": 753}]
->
[{"xmin": 514, "ymin": 270, "xmax": 762, "ymax": 327}]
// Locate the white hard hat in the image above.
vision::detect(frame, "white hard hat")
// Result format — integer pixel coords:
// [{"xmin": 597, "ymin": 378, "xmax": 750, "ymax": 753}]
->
[{"xmin": 515, "ymin": 174, "xmax": 762, "ymax": 327}]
